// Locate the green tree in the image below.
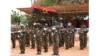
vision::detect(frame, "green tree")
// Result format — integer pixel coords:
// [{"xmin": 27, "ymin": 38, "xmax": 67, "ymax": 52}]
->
[
  {"xmin": 41, "ymin": 0, "xmax": 56, "ymax": 6},
  {"xmin": 20, "ymin": 14, "xmax": 32, "ymax": 26},
  {"xmin": 11, "ymin": 10, "xmax": 20, "ymax": 25}
]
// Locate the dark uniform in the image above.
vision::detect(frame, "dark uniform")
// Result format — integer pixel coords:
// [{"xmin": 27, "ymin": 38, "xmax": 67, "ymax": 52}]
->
[
  {"xmin": 42, "ymin": 27, "xmax": 48, "ymax": 52},
  {"xmin": 68, "ymin": 26, "xmax": 76, "ymax": 48},
  {"xmin": 69, "ymin": 28, "xmax": 73, "ymax": 48},
  {"xmin": 78, "ymin": 25, "xmax": 88, "ymax": 50},
  {"xmin": 36, "ymin": 28, "xmax": 42, "ymax": 55},
  {"xmin": 48, "ymin": 28, "xmax": 53, "ymax": 46},
  {"xmin": 59, "ymin": 28, "xmax": 65, "ymax": 47},
  {"xmin": 52, "ymin": 28, "xmax": 59, "ymax": 55},
  {"xmin": 30, "ymin": 28, "xmax": 36, "ymax": 49},
  {"xmin": 25, "ymin": 29, "xmax": 30, "ymax": 47},
  {"xmin": 70, "ymin": 26, "xmax": 76, "ymax": 47},
  {"xmin": 84, "ymin": 28, "xmax": 88, "ymax": 48},
  {"xmin": 18, "ymin": 30, "xmax": 26, "ymax": 54},
  {"xmin": 11, "ymin": 32, "xmax": 16, "ymax": 48},
  {"xmin": 64, "ymin": 28, "xmax": 70, "ymax": 49}
]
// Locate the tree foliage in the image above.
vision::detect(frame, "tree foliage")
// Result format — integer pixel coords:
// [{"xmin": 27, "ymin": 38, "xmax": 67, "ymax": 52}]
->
[
  {"xmin": 41, "ymin": 0, "xmax": 56, "ymax": 6},
  {"xmin": 11, "ymin": 10, "xmax": 33, "ymax": 26},
  {"xmin": 11, "ymin": 10, "xmax": 20, "ymax": 25}
]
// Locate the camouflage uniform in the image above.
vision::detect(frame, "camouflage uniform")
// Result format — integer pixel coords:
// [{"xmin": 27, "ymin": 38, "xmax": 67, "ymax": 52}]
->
[
  {"xmin": 30, "ymin": 29, "xmax": 36, "ymax": 49},
  {"xmin": 18, "ymin": 30, "xmax": 26, "ymax": 54},
  {"xmin": 35, "ymin": 28, "xmax": 42, "ymax": 55},
  {"xmin": 42, "ymin": 27, "xmax": 49, "ymax": 52},
  {"xmin": 48, "ymin": 28, "xmax": 53, "ymax": 46},
  {"xmin": 52, "ymin": 29, "xmax": 59, "ymax": 55},
  {"xmin": 78, "ymin": 25, "xmax": 88, "ymax": 50},
  {"xmin": 25, "ymin": 29, "xmax": 30, "ymax": 47},
  {"xmin": 71, "ymin": 26, "xmax": 76, "ymax": 47},
  {"xmin": 59, "ymin": 28, "xmax": 65, "ymax": 47},
  {"xmin": 11, "ymin": 32, "xmax": 16, "ymax": 48},
  {"xmin": 64, "ymin": 27, "xmax": 70, "ymax": 49},
  {"xmin": 84, "ymin": 28, "xmax": 88, "ymax": 48}
]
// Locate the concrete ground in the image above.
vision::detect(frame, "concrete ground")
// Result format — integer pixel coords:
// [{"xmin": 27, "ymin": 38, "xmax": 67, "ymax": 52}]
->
[{"xmin": 11, "ymin": 39, "xmax": 88, "ymax": 56}]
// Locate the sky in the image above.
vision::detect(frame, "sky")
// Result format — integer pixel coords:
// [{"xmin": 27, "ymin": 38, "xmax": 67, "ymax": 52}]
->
[
  {"xmin": 10, "ymin": 0, "xmax": 34, "ymax": 14},
  {"xmin": 11, "ymin": 0, "xmax": 32, "ymax": 9}
]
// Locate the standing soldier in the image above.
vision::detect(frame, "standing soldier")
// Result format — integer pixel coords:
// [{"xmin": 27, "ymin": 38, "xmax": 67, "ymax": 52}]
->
[
  {"xmin": 51, "ymin": 27, "xmax": 59, "ymax": 55},
  {"xmin": 18, "ymin": 30, "xmax": 26, "ymax": 54},
  {"xmin": 78, "ymin": 25, "xmax": 88, "ymax": 50},
  {"xmin": 42, "ymin": 27, "xmax": 49, "ymax": 52},
  {"xmin": 25, "ymin": 28, "xmax": 30, "ymax": 47},
  {"xmin": 48, "ymin": 28, "xmax": 53, "ymax": 46},
  {"xmin": 30, "ymin": 27, "xmax": 36, "ymax": 49},
  {"xmin": 35, "ymin": 27, "xmax": 42, "ymax": 55},
  {"xmin": 82, "ymin": 25, "xmax": 88, "ymax": 48},
  {"xmin": 59, "ymin": 27, "xmax": 65, "ymax": 47},
  {"xmin": 70, "ymin": 25, "xmax": 76, "ymax": 47},
  {"xmin": 64, "ymin": 26, "xmax": 70, "ymax": 49},
  {"xmin": 11, "ymin": 32, "xmax": 16, "ymax": 48}
]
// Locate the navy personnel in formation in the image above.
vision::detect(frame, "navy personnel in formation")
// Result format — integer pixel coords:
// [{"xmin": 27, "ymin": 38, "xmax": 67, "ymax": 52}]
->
[{"xmin": 78, "ymin": 25, "xmax": 88, "ymax": 50}]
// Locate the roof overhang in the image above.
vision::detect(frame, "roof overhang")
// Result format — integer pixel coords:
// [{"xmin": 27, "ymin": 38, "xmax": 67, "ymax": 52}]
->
[{"xmin": 17, "ymin": 4, "xmax": 88, "ymax": 16}]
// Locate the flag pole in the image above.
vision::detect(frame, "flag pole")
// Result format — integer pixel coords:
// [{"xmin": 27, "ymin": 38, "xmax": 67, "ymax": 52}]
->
[
  {"xmin": 30, "ymin": 0, "xmax": 34, "ymax": 27},
  {"xmin": 31, "ymin": 0, "xmax": 33, "ymax": 17}
]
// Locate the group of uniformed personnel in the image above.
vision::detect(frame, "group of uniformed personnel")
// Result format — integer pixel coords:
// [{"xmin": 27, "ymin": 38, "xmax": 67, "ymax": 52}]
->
[{"xmin": 11, "ymin": 23, "xmax": 88, "ymax": 55}]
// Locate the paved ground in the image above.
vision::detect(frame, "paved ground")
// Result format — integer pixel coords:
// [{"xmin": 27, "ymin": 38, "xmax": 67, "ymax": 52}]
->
[{"xmin": 11, "ymin": 40, "xmax": 88, "ymax": 56}]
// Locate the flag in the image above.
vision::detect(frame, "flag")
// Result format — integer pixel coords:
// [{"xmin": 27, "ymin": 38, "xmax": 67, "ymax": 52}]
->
[
  {"xmin": 48, "ymin": 9, "xmax": 58, "ymax": 17},
  {"xmin": 32, "ymin": 4, "xmax": 44, "ymax": 15},
  {"xmin": 32, "ymin": 4, "xmax": 58, "ymax": 17}
]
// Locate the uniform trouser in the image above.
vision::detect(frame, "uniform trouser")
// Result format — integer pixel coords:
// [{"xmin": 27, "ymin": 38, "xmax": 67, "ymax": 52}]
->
[
  {"xmin": 11, "ymin": 38, "xmax": 16, "ymax": 48},
  {"xmin": 62, "ymin": 36, "xmax": 64, "ymax": 46},
  {"xmin": 20, "ymin": 42, "xmax": 25, "ymax": 53},
  {"xmin": 49, "ymin": 34, "xmax": 52, "ymax": 46},
  {"xmin": 84, "ymin": 36, "xmax": 87, "ymax": 48},
  {"xmin": 69, "ymin": 33, "xmax": 74, "ymax": 48},
  {"xmin": 65, "ymin": 37, "xmax": 70, "ymax": 49},
  {"xmin": 43, "ymin": 36, "xmax": 48, "ymax": 52},
  {"xmin": 70, "ymin": 35, "xmax": 73, "ymax": 47},
  {"xmin": 59, "ymin": 34, "xmax": 64, "ymax": 47},
  {"xmin": 72, "ymin": 33, "xmax": 75, "ymax": 47},
  {"xmin": 53, "ymin": 43, "xmax": 59, "ymax": 55},
  {"xmin": 37, "ymin": 45, "xmax": 41, "ymax": 54},
  {"xmin": 25, "ymin": 37, "xmax": 30, "ymax": 46},
  {"xmin": 43, "ymin": 42, "xmax": 48, "ymax": 52},
  {"xmin": 31, "ymin": 38, "xmax": 35, "ymax": 48},
  {"xmin": 79, "ymin": 36, "xmax": 84, "ymax": 49}
]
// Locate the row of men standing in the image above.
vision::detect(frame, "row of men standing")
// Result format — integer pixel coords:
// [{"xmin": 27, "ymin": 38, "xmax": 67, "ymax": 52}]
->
[{"xmin": 11, "ymin": 24, "xmax": 88, "ymax": 55}]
